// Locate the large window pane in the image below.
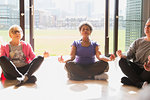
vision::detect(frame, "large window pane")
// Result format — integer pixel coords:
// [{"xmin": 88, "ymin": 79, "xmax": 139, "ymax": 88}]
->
[
  {"xmin": 109, "ymin": 0, "xmax": 115, "ymax": 54},
  {"xmin": 0, "ymin": 0, "xmax": 20, "ymax": 43},
  {"xmin": 125, "ymin": 0, "xmax": 142, "ymax": 51},
  {"xmin": 34, "ymin": 0, "xmax": 105, "ymax": 56},
  {"xmin": 109, "ymin": 0, "xmax": 142, "ymax": 53},
  {"xmin": 25, "ymin": 0, "xmax": 30, "ymax": 43},
  {"xmin": 118, "ymin": 0, "xmax": 126, "ymax": 52}
]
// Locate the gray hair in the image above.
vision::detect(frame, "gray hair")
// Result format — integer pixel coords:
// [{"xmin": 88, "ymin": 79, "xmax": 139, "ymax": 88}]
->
[{"xmin": 79, "ymin": 21, "xmax": 93, "ymax": 32}]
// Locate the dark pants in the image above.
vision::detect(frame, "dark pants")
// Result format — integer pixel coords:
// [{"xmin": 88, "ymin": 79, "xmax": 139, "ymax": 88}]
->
[
  {"xmin": 0, "ymin": 56, "xmax": 44, "ymax": 80},
  {"xmin": 65, "ymin": 60, "xmax": 108, "ymax": 80},
  {"xmin": 119, "ymin": 58, "xmax": 150, "ymax": 85}
]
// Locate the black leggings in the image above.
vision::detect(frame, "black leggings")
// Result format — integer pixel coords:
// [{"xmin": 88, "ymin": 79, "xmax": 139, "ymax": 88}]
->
[
  {"xmin": 0, "ymin": 56, "xmax": 44, "ymax": 80},
  {"xmin": 119, "ymin": 58, "xmax": 150, "ymax": 84},
  {"xmin": 65, "ymin": 60, "xmax": 108, "ymax": 79}
]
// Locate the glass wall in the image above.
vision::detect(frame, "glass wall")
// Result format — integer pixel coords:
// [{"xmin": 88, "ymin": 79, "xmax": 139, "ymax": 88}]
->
[
  {"xmin": 109, "ymin": 0, "xmax": 142, "ymax": 53},
  {"xmin": 0, "ymin": 0, "xmax": 20, "ymax": 43},
  {"xmin": 118, "ymin": 0, "xmax": 127, "ymax": 52},
  {"xmin": 25, "ymin": 0, "xmax": 30, "ymax": 43},
  {"xmin": 109, "ymin": 0, "xmax": 115, "ymax": 54},
  {"xmin": 125, "ymin": 0, "xmax": 142, "ymax": 51},
  {"xmin": 109, "ymin": 0, "xmax": 127, "ymax": 53},
  {"xmin": 34, "ymin": 0, "xmax": 105, "ymax": 56}
]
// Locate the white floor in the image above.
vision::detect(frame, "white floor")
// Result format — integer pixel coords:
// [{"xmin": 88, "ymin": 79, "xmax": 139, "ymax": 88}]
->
[{"xmin": 0, "ymin": 56, "xmax": 142, "ymax": 100}]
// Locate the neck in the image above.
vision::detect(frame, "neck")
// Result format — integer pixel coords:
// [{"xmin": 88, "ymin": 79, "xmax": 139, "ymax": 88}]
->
[
  {"xmin": 82, "ymin": 37, "xmax": 90, "ymax": 42},
  {"xmin": 146, "ymin": 36, "xmax": 150, "ymax": 41},
  {"xmin": 10, "ymin": 40, "xmax": 20, "ymax": 46}
]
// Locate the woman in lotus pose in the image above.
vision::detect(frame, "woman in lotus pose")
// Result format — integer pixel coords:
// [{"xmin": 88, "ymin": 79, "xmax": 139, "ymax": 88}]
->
[
  {"xmin": 0, "ymin": 25, "xmax": 49, "ymax": 86},
  {"xmin": 116, "ymin": 18, "xmax": 150, "ymax": 88},
  {"xmin": 58, "ymin": 22, "xmax": 115, "ymax": 81}
]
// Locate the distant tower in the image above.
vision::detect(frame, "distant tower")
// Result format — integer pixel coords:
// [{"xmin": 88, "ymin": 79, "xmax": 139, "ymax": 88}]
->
[
  {"xmin": 75, "ymin": 0, "xmax": 92, "ymax": 17},
  {"xmin": 125, "ymin": 0, "xmax": 143, "ymax": 50}
]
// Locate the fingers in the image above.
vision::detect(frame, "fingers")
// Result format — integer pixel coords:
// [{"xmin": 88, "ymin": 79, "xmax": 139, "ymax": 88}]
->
[
  {"xmin": 58, "ymin": 55, "xmax": 64, "ymax": 63},
  {"xmin": 144, "ymin": 62, "xmax": 150, "ymax": 71},
  {"xmin": 148, "ymin": 55, "xmax": 150, "ymax": 61},
  {"xmin": 110, "ymin": 54, "xmax": 116, "ymax": 61},
  {"xmin": 43, "ymin": 51, "xmax": 49, "ymax": 58},
  {"xmin": 116, "ymin": 50, "xmax": 122, "ymax": 57}
]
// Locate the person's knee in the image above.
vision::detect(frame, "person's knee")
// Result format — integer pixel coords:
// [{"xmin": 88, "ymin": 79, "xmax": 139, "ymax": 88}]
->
[
  {"xmin": 103, "ymin": 61, "xmax": 109, "ymax": 72},
  {"xmin": 0, "ymin": 56, "xmax": 9, "ymax": 63},
  {"xmin": 99, "ymin": 60, "xmax": 108, "ymax": 67},
  {"xmin": 37, "ymin": 56, "xmax": 44, "ymax": 62},
  {"xmin": 65, "ymin": 61, "xmax": 74, "ymax": 70},
  {"xmin": 119, "ymin": 58, "xmax": 127, "ymax": 67},
  {"xmin": 140, "ymin": 72, "xmax": 150, "ymax": 82},
  {"xmin": 104, "ymin": 61, "xmax": 108, "ymax": 67},
  {"xmin": 0, "ymin": 56, "xmax": 8, "ymax": 60},
  {"xmin": 96, "ymin": 61, "xmax": 109, "ymax": 72}
]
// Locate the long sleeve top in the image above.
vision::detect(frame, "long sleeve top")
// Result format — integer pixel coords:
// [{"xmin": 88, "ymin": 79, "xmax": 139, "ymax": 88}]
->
[
  {"xmin": 126, "ymin": 37, "xmax": 150, "ymax": 68},
  {"xmin": 0, "ymin": 41, "xmax": 36, "ymax": 64}
]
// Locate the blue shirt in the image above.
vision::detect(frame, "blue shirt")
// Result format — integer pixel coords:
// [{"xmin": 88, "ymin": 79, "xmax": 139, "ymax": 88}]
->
[{"xmin": 72, "ymin": 40, "xmax": 99, "ymax": 64}]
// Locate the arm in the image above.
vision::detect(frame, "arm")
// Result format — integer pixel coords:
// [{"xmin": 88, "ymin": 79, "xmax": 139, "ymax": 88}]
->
[
  {"xmin": 95, "ymin": 46, "xmax": 115, "ymax": 62},
  {"xmin": 0, "ymin": 44, "xmax": 7, "ymax": 57},
  {"xmin": 28, "ymin": 43, "xmax": 36, "ymax": 60},
  {"xmin": 58, "ymin": 45, "xmax": 76, "ymax": 63},
  {"xmin": 116, "ymin": 40, "xmax": 137, "ymax": 59}
]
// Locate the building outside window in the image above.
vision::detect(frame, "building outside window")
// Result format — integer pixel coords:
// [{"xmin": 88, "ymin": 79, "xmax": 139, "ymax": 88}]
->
[
  {"xmin": 0, "ymin": 0, "xmax": 19, "ymax": 42},
  {"xmin": 0, "ymin": 0, "xmax": 147, "ymax": 56}
]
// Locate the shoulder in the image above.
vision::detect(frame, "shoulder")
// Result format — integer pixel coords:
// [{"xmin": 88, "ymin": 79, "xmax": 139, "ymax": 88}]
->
[
  {"xmin": 130, "ymin": 37, "xmax": 145, "ymax": 48},
  {"xmin": 1, "ymin": 42, "xmax": 9, "ymax": 48},
  {"xmin": 20, "ymin": 41, "xmax": 32, "ymax": 49},
  {"xmin": 72, "ymin": 40, "xmax": 81, "ymax": 46},
  {"xmin": 136, "ymin": 37, "xmax": 144, "ymax": 42},
  {"xmin": 74, "ymin": 40, "xmax": 80, "ymax": 44},
  {"xmin": 90, "ymin": 40, "xmax": 99, "ymax": 46},
  {"xmin": 134, "ymin": 37, "xmax": 145, "ymax": 44},
  {"xmin": 20, "ymin": 41, "xmax": 31, "ymax": 46}
]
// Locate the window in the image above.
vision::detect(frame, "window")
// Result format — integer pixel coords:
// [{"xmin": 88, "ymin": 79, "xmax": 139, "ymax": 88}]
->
[
  {"xmin": 34, "ymin": 0, "xmax": 106, "ymax": 56},
  {"xmin": 0, "ymin": 0, "xmax": 20, "ymax": 42}
]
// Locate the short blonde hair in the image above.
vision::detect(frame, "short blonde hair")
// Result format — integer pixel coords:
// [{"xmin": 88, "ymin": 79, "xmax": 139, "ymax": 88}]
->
[{"xmin": 9, "ymin": 25, "xmax": 23, "ymax": 38}]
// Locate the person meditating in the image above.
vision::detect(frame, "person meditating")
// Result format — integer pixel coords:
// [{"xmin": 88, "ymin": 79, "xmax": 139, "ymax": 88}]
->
[
  {"xmin": 116, "ymin": 18, "xmax": 150, "ymax": 88},
  {"xmin": 58, "ymin": 21, "xmax": 115, "ymax": 81},
  {"xmin": 0, "ymin": 25, "xmax": 49, "ymax": 86}
]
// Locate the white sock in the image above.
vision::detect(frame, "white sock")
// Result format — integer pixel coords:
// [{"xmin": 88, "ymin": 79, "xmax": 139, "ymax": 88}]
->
[
  {"xmin": 23, "ymin": 75, "xmax": 28, "ymax": 82},
  {"xmin": 94, "ymin": 73, "xmax": 108, "ymax": 80},
  {"xmin": 142, "ymin": 81, "xmax": 148, "ymax": 89}
]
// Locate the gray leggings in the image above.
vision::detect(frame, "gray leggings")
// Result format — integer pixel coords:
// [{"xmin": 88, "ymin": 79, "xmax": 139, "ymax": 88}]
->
[{"xmin": 65, "ymin": 60, "xmax": 108, "ymax": 80}]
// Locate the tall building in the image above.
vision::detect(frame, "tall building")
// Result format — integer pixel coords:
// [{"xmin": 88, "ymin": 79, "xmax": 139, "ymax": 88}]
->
[
  {"xmin": 75, "ymin": 0, "xmax": 93, "ymax": 17},
  {"xmin": 0, "ymin": 0, "xmax": 19, "ymax": 29},
  {"xmin": 125, "ymin": 0, "xmax": 143, "ymax": 50}
]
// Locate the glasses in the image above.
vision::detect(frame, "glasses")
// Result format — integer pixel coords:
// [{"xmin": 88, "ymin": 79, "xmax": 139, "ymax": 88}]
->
[
  {"xmin": 145, "ymin": 25, "xmax": 150, "ymax": 28},
  {"xmin": 12, "ymin": 30, "xmax": 22, "ymax": 34}
]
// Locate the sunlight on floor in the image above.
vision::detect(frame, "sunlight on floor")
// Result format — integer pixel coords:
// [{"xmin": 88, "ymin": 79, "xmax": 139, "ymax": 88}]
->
[{"xmin": 0, "ymin": 56, "xmax": 140, "ymax": 100}]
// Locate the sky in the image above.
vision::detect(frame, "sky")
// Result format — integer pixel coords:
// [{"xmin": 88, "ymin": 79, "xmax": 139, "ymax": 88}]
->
[{"xmin": 0, "ymin": 0, "xmax": 127, "ymax": 16}]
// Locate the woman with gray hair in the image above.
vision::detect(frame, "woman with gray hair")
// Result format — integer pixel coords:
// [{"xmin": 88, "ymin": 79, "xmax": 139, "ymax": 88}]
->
[{"xmin": 58, "ymin": 21, "xmax": 115, "ymax": 81}]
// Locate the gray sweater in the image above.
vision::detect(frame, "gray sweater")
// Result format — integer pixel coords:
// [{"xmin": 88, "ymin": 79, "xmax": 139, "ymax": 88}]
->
[{"xmin": 126, "ymin": 37, "xmax": 150, "ymax": 68}]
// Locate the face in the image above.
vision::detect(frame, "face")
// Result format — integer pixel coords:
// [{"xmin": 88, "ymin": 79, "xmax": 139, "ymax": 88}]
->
[
  {"xmin": 9, "ymin": 27, "xmax": 23, "ymax": 40},
  {"xmin": 144, "ymin": 20, "xmax": 150, "ymax": 37},
  {"xmin": 80, "ymin": 25, "xmax": 92, "ymax": 37}
]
